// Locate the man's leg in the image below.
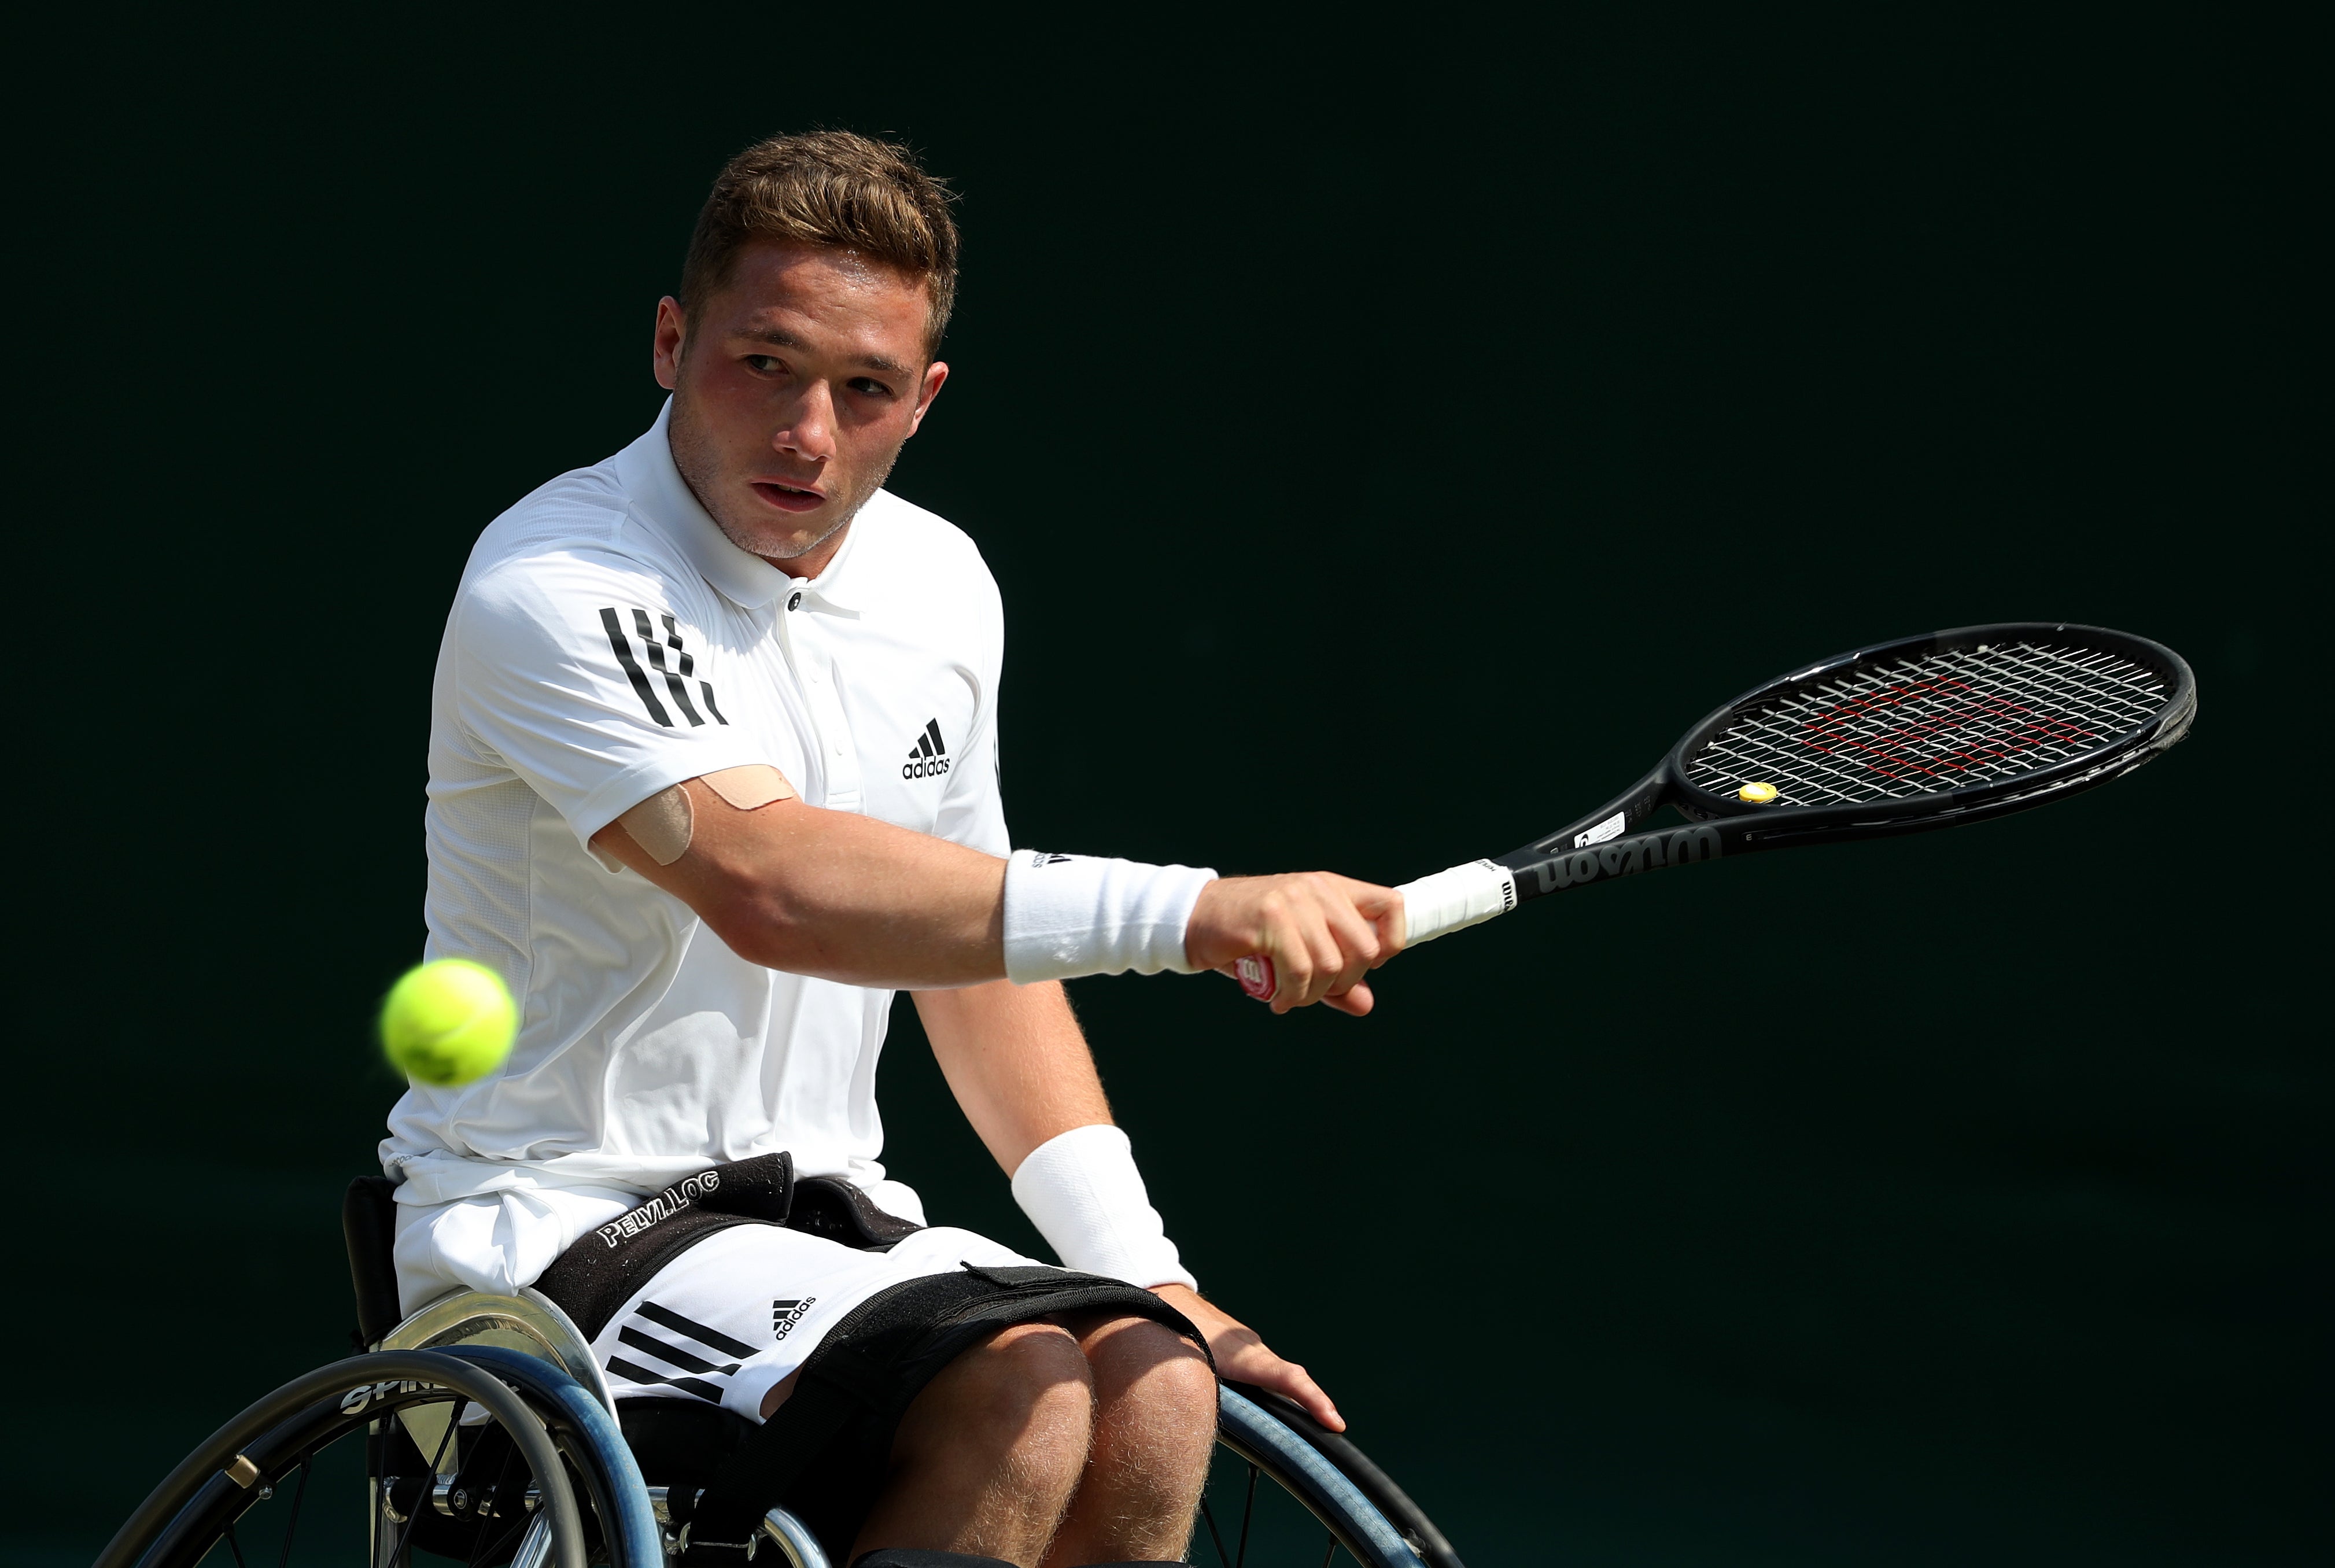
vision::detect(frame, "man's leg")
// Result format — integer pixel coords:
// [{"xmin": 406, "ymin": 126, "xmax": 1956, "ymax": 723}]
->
[
  {"xmin": 1042, "ymin": 1315, "xmax": 1218, "ymax": 1568},
  {"xmin": 845, "ymin": 1321, "xmax": 1100, "ymax": 1566}
]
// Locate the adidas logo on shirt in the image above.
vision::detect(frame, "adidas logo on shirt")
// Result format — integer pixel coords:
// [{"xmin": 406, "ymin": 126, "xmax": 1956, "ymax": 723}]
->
[{"xmin": 902, "ymin": 718, "xmax": 951, "ymax": 780}]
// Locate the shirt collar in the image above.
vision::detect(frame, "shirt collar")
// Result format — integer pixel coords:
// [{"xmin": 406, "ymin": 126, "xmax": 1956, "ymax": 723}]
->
[{"xmin": 611, "ymin": 399, "xmax": 864, "ymax": 615}]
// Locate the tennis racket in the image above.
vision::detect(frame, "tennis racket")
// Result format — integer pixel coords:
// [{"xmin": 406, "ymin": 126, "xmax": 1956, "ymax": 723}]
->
[{"xmin": 1235, "ymin": 622, "xmax": 2196, "ymax": 1001}]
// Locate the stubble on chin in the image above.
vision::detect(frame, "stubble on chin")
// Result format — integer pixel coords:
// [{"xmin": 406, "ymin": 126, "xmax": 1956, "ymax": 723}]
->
[{"xmin": 666, "ymin": 397, "xmax": 899, "ymax": 566}]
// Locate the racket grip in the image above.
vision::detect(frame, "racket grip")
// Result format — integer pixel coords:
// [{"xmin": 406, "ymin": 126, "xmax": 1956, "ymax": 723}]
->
[
  {"xmin": 1229, "ymin": 857, "xmax": 1513, "ymax": 1002},
  {"xmin": 1233, "ymin": 954, "xmax": 1276, "ymax": 1001},
  {"xmin": 1395, "ymin": 859, "xmax": 1518, "ymax": 946}
]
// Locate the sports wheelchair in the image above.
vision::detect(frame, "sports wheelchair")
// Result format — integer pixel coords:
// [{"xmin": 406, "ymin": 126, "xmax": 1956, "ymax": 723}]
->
[{"xmin": 95, "ymin": 1180, "xmax": 1466, "ymax": 1568}]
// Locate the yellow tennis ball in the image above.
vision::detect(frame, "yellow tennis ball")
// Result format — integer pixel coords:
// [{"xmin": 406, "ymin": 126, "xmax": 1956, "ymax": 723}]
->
[{"xmin": 381, "ymin": 958, "xmax": 517, "ymax": 1087}]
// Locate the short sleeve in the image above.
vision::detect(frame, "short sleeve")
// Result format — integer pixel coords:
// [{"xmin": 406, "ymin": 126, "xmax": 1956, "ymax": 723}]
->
[
  {"xmin": 928, "ymin": 578, "xmax": 1010, "ymax": 858},
  {"xmin": 451, "ymin": 550, "xmax": 772, "ymax": 849},
  {"xmin": 931, "ymin": 673, "xmax": 1009, "ymax": 856}
]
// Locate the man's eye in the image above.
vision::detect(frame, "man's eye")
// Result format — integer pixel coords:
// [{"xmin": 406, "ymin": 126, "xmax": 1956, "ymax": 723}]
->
[
  {"xmin": 849, "ymin": 378, "xmax": 895, "ymax": 399},
  {"xmin": 745, "ymin": 355, "xmax": 784, "ymax": 374}
]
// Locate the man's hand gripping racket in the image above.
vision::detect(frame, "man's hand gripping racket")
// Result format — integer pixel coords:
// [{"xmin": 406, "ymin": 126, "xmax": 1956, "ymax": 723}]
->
[{"xmin": 1222, "ymin": 623, "xmax": 2196, "ymax": 1006}]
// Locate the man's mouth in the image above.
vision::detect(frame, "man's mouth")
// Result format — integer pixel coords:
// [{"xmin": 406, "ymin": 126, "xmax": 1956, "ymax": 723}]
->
[{"xmin": 750, "ymin": 479, "xmax": 827, "ymax": 514}]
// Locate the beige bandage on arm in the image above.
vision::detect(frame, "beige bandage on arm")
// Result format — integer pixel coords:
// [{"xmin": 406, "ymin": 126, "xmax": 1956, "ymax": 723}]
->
[
  {"xmin": 618, "ymin": 785, "xmax": 696, "ymax": 865},
  {"xmin": 615, "ymin": 766, "xmax": 798, "ymax": 867},
  {"xmin": 701, "ymin": 765, "xmax": 795, "ymax": 811}
]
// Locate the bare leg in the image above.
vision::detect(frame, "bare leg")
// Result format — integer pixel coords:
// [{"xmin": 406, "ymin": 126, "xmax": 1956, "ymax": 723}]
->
[
  {"xmin": 845, "ymin": 1321, "xmax": 1098, "ymax": 1567},
  {"xmin": 1042, "ymin": 1315, "xmax": 1218, "ymax": 1567}
]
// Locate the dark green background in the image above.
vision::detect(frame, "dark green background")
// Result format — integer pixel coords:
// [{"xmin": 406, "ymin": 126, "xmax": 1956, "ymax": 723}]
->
[{"xmin": 11, "ymin": 10, "xmax": 2324, "ymax": 1565}]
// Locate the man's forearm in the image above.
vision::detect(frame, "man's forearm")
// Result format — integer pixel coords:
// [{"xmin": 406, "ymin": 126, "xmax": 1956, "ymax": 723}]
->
[
  {"xmin": 914, "ymin": 980, "xmax": 1109, "ymax": 1173},
  {"xmin": 918, "ymin": 981, "xmax": 1194, "ymax": 1292},
  {"xmin": 593, "ymin": 773, "xmax": 1404, "ymax": 1007},
  {"xmin": 596, "ymin": 780, "xmax": 1009, "ymax": 988}
]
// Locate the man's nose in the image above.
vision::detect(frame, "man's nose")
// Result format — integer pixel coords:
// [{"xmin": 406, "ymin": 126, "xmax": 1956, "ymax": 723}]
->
[{"xmin": 776, "ymin": 382, "xmax": 839, "ymax": 464}]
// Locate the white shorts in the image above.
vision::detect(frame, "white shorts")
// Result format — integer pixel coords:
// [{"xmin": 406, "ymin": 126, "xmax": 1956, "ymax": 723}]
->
[{"xmin": 588, "ymin": 1223, "xmax": 1045, "ymax": 1423}]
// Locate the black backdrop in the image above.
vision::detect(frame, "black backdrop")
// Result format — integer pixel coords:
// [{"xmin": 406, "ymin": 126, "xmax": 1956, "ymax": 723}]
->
[{"xmin": 9, "ymin": 10, "xmax": 2325, "ymax": 1566}]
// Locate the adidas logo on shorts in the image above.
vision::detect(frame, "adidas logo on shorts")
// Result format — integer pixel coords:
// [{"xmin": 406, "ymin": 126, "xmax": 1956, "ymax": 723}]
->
[
  {"xmin": 902, "ymin": 718, "xmax": 951, "ymax": 780},
  {"xmin": 773, "ymin": 1297, "xmax": 816, "ymax": 1340}
]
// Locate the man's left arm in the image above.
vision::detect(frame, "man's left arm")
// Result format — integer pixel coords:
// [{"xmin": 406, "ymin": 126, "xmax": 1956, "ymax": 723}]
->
[{"xmin": 914, "ymin": 979, "xmax": 1345, "ymax": 1430}]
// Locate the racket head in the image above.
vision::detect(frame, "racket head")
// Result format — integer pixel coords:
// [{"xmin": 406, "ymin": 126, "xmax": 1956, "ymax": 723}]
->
[{"xmin": 1664, "ymin": 623, "xmax": 2196, "ymax": 829}]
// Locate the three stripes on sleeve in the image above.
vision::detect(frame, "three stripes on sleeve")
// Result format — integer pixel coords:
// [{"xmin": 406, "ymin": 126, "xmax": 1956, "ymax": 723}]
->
[{"xmin": 600, "ymin": 606, "xmax": 728, "ymax": 728}]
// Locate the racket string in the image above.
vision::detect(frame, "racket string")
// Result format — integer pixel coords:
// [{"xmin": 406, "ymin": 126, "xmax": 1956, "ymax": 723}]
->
[{"xmin": 1684, "ymin": 641, "xmax": 2167, "ymax": 804}]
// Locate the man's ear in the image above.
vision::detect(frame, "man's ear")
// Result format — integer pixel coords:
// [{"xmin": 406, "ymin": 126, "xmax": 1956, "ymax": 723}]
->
[
  {"xmin": 907, "ymin": 359, "xmax": 950, "ymax": 436},
  {"xmin": 653, "ymin": 297, "xmax": 688, "ymax": 390}
]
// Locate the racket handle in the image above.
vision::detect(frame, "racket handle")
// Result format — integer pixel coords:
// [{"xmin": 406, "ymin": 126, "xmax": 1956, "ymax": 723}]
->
[
  {"xmin": 1229, "ymin": 858, "xmax": 1515, "ymax": 1003},
  {"xmin": 1234, "ymin": 954, "xmax": 1277, "ymax": 1001},
  {"xmin": 1395, "ymin": 859, "xmax": 1518, "ymax": 946}
]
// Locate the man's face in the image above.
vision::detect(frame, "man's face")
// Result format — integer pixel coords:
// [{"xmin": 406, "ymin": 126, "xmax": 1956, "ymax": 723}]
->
[{"xmin": 655, "ymin": 241, "xmax": 949, "ymax": 573}]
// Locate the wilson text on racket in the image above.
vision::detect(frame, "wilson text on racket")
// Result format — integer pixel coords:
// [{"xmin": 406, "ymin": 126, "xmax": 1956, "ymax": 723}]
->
[{"xmin": 1515, "ymin": 825, "xmax": 1722, "ymax": 892}]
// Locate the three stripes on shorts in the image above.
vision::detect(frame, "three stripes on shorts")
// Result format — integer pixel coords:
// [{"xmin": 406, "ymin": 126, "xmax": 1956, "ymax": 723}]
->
[{"xmin": 606, "ymin": 1298, "xmax": 813, "ymax": 1405}]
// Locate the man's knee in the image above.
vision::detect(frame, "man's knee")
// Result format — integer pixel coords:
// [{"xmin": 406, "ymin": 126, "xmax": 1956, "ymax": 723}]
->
[
  {"xmin": 899, "ymin": 1320, "xmax": 1097, "ymax": 1471},
  {"xmin": 1079, "ymin": 1316, "xmax": 1218, "ymax": 1451},
  {"xmin": 969, "ymin": 1319, "xmax": 1100, "ymax": 1405}
]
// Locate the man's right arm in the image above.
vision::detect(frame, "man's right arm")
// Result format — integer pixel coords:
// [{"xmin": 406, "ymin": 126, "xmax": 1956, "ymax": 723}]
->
[{"xmin": 591, "ymin": 776, "xmax": 1403, "ymax": 1013}]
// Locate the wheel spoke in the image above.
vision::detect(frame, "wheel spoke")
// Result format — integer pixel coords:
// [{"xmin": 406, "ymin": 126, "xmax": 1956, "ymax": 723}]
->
[
  {"xmin": 1235, "ymin": 1463, "xmax": 1257, "ymax": 1568},
  {"xmin": 1317, "ymin": 1537, "xmax": 1338, "ymax": 1568},
  {"xmin": 466, "ymin": 1440, "xmax": 522, "ymax": 1568},
  {"xmin": 222, "ymin": 1521, "xmax": 249, "ymax": 1568},
  {"xmin": 385, "ymin": 1399, "xmax": 464, "ymax": 1568},
  {"xmin": 1198, "ymin": 1489, "xmax": 1233, "ymax": 1567},
  {"xmin": 272, "ymin": 1456, "xmax": 310, "ymax": 1568}
]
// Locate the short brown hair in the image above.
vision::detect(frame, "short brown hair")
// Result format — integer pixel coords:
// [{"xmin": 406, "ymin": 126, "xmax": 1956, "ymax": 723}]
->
[{"xmin": 680, "ymin": 130, "xmax": 960, "ymax": 355}]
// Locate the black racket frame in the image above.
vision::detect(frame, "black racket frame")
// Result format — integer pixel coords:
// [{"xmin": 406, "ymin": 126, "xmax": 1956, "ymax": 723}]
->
[{"xmin": 1494, "ymin": 622, "xmax": 2197, "ymax": 903}]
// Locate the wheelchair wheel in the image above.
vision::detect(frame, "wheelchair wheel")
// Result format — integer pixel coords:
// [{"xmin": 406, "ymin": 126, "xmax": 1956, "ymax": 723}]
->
[
  {"xmin": 1208, "ymin": 1383, "xmax": 1466, "ymax": 1568},
  {"xmin": 94, "ymin": 1346, "xmax": 660, "ymax": 1568}
]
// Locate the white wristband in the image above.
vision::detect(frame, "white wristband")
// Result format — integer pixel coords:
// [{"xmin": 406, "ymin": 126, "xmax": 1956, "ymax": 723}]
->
[
  {"xmin": 1001, "ymin": 850, "xmax": 1218, "ymax": 984},
  {"xmin": 1395, "ymin": 858, "xmax": 1518, "ymax": 946},
  {"xmin": 1010, "ymin": 1124, "xmax": 1197, "ymax": 1291}
]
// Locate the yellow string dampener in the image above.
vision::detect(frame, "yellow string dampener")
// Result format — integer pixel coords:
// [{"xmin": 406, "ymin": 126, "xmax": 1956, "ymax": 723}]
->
[{"xmin": 1738, "ymin": 782, "xmax": 1779, "ymax": 803}]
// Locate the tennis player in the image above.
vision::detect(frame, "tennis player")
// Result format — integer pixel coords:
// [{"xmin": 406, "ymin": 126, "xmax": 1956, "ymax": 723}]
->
[{"xmin": 381, "ymin": 131, "xmax": 1403, "ymax": 1568}]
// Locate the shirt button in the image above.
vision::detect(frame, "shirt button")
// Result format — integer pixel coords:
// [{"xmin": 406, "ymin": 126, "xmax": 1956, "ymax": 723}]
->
[{"xmin": 787, "ymin": 591, "xmax": 802, "ymax": 611}]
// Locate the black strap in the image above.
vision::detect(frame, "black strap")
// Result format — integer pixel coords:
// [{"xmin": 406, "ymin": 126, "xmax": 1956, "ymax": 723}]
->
[
  {"xmin": 788, "ymin": 1175, "xmax": 925, "ymax": 1250},
  {"xmin": 678, "ymin": 1267, "xmax": 1205, "ymax": 1563},
  {"xmin": 535, "ymin": 1153, "xmax": 795, "ymax": 1340}
]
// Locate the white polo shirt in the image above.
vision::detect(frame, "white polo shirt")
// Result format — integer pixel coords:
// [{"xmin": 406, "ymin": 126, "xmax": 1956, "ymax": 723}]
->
[{"xmin": 381, "ymin": 401, "xmax": 1009, "ymax": 1298}]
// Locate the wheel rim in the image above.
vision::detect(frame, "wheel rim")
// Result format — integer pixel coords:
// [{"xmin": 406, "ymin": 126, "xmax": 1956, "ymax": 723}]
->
[
  {"xmin": 1207, "ymin": 1384, "xmax": 1460, "ymax": 1568},
  {"xmin": 150, "ymin": 1385, "xmax": 566, "ymax": 1568},
  {"xmin": 98, "ymin": 1351, "xmax": 591, "ymax": 1568}
]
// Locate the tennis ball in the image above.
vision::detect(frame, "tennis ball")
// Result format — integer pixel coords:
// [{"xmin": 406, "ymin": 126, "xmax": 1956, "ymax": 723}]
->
[{"xmin": 381, "ymin": 958, "xmax": 517, "ymax": 1086}]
